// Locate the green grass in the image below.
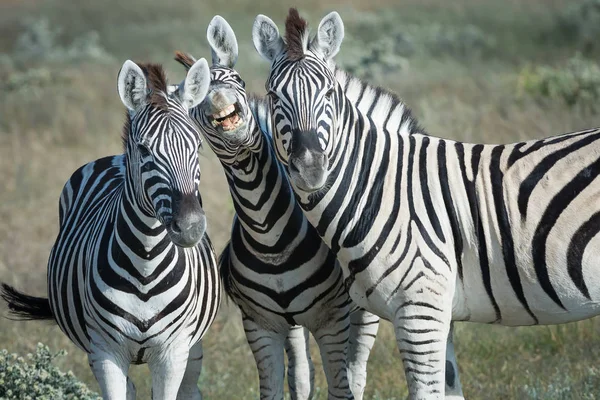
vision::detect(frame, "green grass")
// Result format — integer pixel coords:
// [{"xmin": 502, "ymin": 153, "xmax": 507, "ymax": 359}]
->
[{"xmin": 2, "ymin": 0, "xmax": 600, "ymax": 398}]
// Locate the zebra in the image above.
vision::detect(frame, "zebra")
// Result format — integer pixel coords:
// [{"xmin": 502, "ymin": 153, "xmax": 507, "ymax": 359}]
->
[
  {"xmin": 173, "ymin": 15, "xmax": 380, "ymax": 400},
  {"xmin": 252, "ymin": 8, "xmax": 600, "ymax": 399},
  {"xmin": 1, "ymin": 58, "xmax": 221, "ymax": 400}
]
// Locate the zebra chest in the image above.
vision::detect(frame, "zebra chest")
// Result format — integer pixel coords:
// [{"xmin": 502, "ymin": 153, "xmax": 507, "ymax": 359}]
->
[{"xmin": 88, "ymin": 253, "xmax": 196, "ymax": 339}]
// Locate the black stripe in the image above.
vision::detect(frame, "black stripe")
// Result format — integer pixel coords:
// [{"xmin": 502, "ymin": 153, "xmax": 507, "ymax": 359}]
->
[
  {"xmin": 531, "ymin": 157, "xmax": 600, "ymax": 310},
  {"xmin": 566, "ymin": 212, "xmax": 600, "ymax": 300},
  {"xmin": 419, "ymin": 137, "xmax": 444, "ymax": 242},
  {"xmin": 517, "ymin": 132, "xmax": 600, "ymax": 219},
  {"xmin": 437, "ymin": 141, "xmax": 464, "ymax": 280},
  {"xmin": 490, "ymin": 146, "xmax": 538, "ymax": 323}
]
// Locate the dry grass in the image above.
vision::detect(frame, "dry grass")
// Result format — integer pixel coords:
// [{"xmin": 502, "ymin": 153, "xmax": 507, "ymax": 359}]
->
[{"xmin": 1, "ymin": 0, "xmax": 600, "ymax": 399}]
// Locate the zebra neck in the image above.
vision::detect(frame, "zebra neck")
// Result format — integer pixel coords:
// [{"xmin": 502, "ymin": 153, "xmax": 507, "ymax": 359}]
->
[
  {"xmin": 222, "ymin": 130, "xmax": 303, "ymax": 238},
  {"xmin": 216, "ymin": 117, "xmax": 263, "ymax": 168},
  {"xmin": 114, "ymin": 174, "xmax": 174, "ymax": 277}
]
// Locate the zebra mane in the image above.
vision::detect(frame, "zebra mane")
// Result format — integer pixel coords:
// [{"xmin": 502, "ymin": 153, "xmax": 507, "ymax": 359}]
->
[
  {"xmin": 140, "ymin": 63, "xmax": 170, "ymax": 111},
  {"xmin": 334, "ymin": 67, "xmax": 423, "ymax": 136},
  {"xmin": 121, "ymin": 63, "xmax": 171, "ymax": 150},
  {"xmin": 121, "ymin": 112, "xmax": 131, "ymax": 150},
  {"xmin": 174, "ymin": 51, "xmax": 196, "ymax": 71},
  {"xmin": 285, "ymin": 8, "xmax": 310, "ymax": 61}
]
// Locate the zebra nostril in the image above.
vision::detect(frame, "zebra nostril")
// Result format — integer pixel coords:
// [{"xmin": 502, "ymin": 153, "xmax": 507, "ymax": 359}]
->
[
  {"xmin": 171, "ymin": 220, "xmax": 182, "ymax": 234},
  {"xmin": 289, "ymin": 160, "xmax": 300, "ymax": 173},
  {"xmin": 320, "ymin": 153, "xmax": 327, "ymax": 165}
]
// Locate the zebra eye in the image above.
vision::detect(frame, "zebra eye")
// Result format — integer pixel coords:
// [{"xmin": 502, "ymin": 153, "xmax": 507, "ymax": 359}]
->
[
  {"xmin": 325, "ymin": 88, "xmax": 334, "ymax": 99},
  {"xmin": 239, "ymin": 79, "xmax": 246, "ymax": 89},
  {"xmin": 137, "ymin": 144, "xmax": 152, "ymax": 158},
  {"xmin": 268, "ymin": 91, "xmax": 279, "ymax": 103}
]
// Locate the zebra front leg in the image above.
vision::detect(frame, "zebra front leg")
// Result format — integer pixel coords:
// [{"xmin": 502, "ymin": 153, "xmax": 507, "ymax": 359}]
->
[
  {"xmin": 347, "ymin": 309, "xmax": 379, "ymax": 400},
  {"xmin": 392, "ymin": 285, "xmax": 452, "ymax": 399},
  {"xmin": 177, "ymin": 341, "xmax": 204, "ymax": 400},
  {"xmin": 148, "ymin": 347, "xmax": 189, "ymax": 400},
  {"xmin": 313, "ymin": 316, "xmax": 354, "ymax": 399},
  {"xmin": 88, "ymin": 348, "xmax": 130, "ymax": 400},
  {"xmin": 243, "ymin": 316, "xmax": 286, "ymax": 400},
  {"xmin": 445, "ymin": 323, "xmax": 464, "ymax": 399},
  {"xmin": 285, "ymin": 325, "xmax": 315, "ymax": 400}
]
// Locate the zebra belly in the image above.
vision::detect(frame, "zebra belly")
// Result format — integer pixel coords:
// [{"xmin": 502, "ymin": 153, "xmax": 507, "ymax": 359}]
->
[
  {"xmin": 458, "ymin": 250, "xmax": 600, "ymax": 326},
  {"xmin": 89, "ymin": 319, "xmax": 200, "ymax": 364}
]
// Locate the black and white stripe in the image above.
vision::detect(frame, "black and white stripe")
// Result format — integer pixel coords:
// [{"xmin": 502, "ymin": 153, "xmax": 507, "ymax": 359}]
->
[
  {"xmin": 254, "ymin": 9, "xmax": 600, "ymax": 399},
  {"xmin": 1, "ymin": 59, "xmax": 220, "ymax": 400},
  {"xmin": 175, "ymin": 16, "xmax": 379, "ymax": 400}
]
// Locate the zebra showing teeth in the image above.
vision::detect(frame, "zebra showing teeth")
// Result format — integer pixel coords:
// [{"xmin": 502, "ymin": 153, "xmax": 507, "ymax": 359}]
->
[
  {"xmin": 175, "ymin": 15, "xmax": 379, "ymax": 400},
  {"xmin": 209, "ymin": 102, "xmax": 244, "ymax": 131}
]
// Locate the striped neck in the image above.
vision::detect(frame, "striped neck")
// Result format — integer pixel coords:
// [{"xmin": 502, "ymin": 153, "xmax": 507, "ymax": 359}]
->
[
  {"xmin": 218, "ymin": 103, "xmax": 306, "ymax": 239},
  {"xmin": 116, "ymin": 154, "xmax": 175, "ymax": 276}
]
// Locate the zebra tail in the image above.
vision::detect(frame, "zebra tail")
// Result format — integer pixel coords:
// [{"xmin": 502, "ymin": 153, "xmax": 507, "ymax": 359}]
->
[{"xmin": 1, "ymin": 283, "xmax": 54, "ymax": 321}]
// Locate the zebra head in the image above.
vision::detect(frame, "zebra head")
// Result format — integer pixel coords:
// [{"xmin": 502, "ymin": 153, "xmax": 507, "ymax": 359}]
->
[
  {"xmin": 117, "ymin": 59, "xmax": 210, "ymax": 247},
  {"xmin": 253, "ymin": 8, "xmax": 344, "ymax": 193},
  {"xmin": 175, "ymin": 16, "xmax": 252, "ymax": 158}
]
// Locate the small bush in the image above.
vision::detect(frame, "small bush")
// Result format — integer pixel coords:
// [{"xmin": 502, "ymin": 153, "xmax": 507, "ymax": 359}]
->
[
  {"xmin": 341, "ymin": 35, "xmax": 410, "ymax": 80},
  {"xmin": 517, "ymin": 54, "xmax": 600, "ymax": 107},
  {"xmin": 339, "ymin": 12, "xmax": 496, "ymax": 80},
  {"xmin": 13, "ymin": 17, "xmax": 112, "ymax": 64},
  {"xmin": 556, "ymin": 0, "xmax": 600, "ymax": 52},
  {"xmin": 2, "ymin": 68, "xmax": 72, "ymax": 93},
  {"xmin": 424, "ymin": 24, "xmax": 496, "ymax": 59},
  {"xmin": 0, "ymin": 343, "xmax": 99, "ymax": 400}
]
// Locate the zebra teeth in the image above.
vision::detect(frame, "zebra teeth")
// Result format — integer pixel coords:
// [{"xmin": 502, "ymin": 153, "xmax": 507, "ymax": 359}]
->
[{"xmin": 212, "ymin": 104, "xmax": 236, "ymax": 120}]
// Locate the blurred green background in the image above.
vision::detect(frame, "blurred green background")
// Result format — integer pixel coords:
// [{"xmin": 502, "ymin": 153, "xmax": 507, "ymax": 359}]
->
[{"xmin": 3, "ymin": 0, "xmax": 600, "ymax": 398}]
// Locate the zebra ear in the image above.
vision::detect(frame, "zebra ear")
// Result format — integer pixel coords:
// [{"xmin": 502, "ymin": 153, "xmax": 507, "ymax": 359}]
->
[
  {"xmin": 117, "ymin": 60, "xmax": 149, "ymax": 111},
  {"xmin": 252, "ymin": 14, "xmax": 285, "ymax": 62},
  {"xmin": 207, "ymin": 15, "xmax": 238, "ymax": 68},
  {"xmin": 180, "ymin": 58, "xmax": 210, "ymax": 109},
  {"xmin": 311, "ymin": 11, "xmax": 344, "ymax": 60}
]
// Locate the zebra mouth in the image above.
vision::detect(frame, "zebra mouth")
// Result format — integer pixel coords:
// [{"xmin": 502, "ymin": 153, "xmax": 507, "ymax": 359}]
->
[{"xmin": 208, "ymin": 103, "xmax": 244, "ymax": 132}]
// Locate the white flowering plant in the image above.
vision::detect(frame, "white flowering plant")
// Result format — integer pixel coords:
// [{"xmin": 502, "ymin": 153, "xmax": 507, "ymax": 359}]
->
[{"xmin": 0, "ymin": 343, "xmax": 99, "ymax": 400}]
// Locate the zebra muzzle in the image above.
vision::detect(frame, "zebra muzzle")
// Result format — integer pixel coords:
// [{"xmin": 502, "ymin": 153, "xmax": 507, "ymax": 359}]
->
[{"xmin": 168, "ymin": 193, "xmax": 206, "ymax": 247}]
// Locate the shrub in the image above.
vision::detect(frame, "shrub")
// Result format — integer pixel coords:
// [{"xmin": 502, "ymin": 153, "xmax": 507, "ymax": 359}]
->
[
  {"xmin": 556, "ymin": 0, "xmax": 600, "ymax": 52},
  {"xmin": 0, "ymin": 343, "xmax": 99, "ymax": 400},
  {"xmin": 2, "ymin": 68, "xmax": 72, "ymax": 93},
  {"xmin": 424, "ymin": 24, "xmax": 496, "ymax": 59},
  {"xmin": 340, "ymin": 35, "xmax": 410, "ymax": 81},
  {"xmin": 338, "ymin": 12, "xmax": 496, "ymax": 80},
  {"xmin": 12, "ymin": 17, "xmax": 112, "ymax": 65},
  {"xmin": 517, "ymin": 54, "xmax": 600, "ymax": 107}
]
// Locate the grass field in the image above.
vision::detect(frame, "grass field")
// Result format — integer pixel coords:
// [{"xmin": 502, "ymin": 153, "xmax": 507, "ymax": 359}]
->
[{"xmin": 2, "ymin": 0, "xmax": 600, "ymax": 398}]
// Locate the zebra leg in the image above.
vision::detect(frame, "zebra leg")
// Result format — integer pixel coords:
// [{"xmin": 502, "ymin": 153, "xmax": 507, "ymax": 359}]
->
[
  {"xmin": 148, "ymin": 347, "xmax": 189, "ymax": 400},
  {"xmin": 88, "ymin": 349, "xmax": 129, "ymax": 400},
  {"xmin": 346, "ymin": 309, "xmax": 379, "ymax": 400},
  {"xmin": 445, "ymin": 323, "xmax": 464, "ymax": 399},
  {"xmin": 126, "ymin": 376, "xmax": 137, "ymax": 400},
  {"xmin": 313, "ymin": 317, "xmax": 353, "ymax": 399},
  {"xmin": 285, "ymin": 325, "xmax": 315, "ymax": 400},
  {"xmin": 176, "ymin": 341, "xmax": 204, "ymax": 400},
  {"xmin": 392, "ymin": 287, "xmax": 451, "ymax": 399},
  {"xmin": 243, "ymin": 316, "xmax": 286, "ymax": 400}
]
